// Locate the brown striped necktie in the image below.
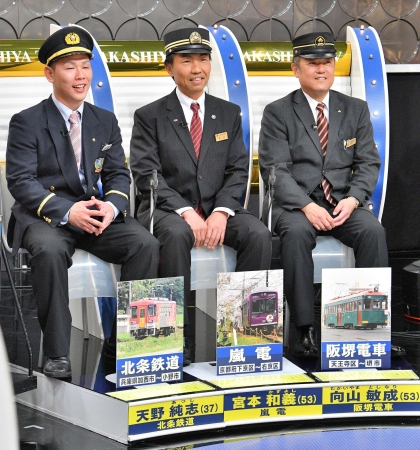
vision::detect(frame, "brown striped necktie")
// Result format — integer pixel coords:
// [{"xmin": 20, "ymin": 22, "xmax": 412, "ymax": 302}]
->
[
  {"xmin": 69, "ymin": 111, "xmax": 81, "ymax": 170},
  {"xmin": 316, "ymin": 102, "xmax": 336, "ymax": 206},
  {"xmin": 190, "ymin": 103, "xmax": 206, "ymax": 219}
]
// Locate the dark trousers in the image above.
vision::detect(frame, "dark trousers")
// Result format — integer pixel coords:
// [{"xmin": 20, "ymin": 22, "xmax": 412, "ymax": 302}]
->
[
  {"xmin": 22, "ymin": 217, "xmax": 159, "ymax": 357},
  {"xmin": 274, "ymin": 200, "xmax": 388, "ymax": 328},
  {"xmin": 152, "ymin": 210, "xmax": 272, "ymax": 319}
]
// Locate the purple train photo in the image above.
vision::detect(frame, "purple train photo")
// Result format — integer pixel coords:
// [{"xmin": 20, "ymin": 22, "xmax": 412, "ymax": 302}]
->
[{"xmin": 241, "ymin": 288, "xmax": 279, "ymax": 334}]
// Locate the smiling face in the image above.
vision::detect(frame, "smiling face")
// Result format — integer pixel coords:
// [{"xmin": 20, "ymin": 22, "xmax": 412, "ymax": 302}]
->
[
  {"xmin": 165, "ymin": 53, "xmax": 211, "ymax": 100},
  {"xmin": 44, "ymin": 53, "xmax": 92, "ymax": 110},
  {"xmin": 291, "ymin": 57, "xmax": 335, "ymax": 102}
]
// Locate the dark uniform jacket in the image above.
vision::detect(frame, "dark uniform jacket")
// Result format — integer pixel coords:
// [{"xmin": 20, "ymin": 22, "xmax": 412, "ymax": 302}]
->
[
  {"xmin": 130, "ymin": 89, "xmax": 250, "ymax": 226},
  {"xmin": 6, "ymin": 95, "xmax": 130, "ymax": 253},
  {"xmin": 259, "ymin": 88, "xmax": 381, "ymax": 226}
]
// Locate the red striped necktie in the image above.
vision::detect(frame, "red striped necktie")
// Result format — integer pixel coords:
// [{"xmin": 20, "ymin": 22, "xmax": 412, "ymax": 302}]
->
[
  {"xmin": 316, "ymin": 102, "xmax": 336, "ymax": 206},
  {"xmin": 190, "ymin": 103, "xmax": 202, "ymax": 159},
  {"xmin": 190, "ymin": 102, "xmax": 206, "ymax": 219}
]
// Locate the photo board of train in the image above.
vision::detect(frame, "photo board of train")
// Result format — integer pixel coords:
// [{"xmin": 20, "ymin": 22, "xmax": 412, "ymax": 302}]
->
[
  {"xmin": 116, "ymin": 277, "xmax": 184, "ymax": 388},
  {"xmin": 216, "ymin": 270, "xmax": 283, "ymax": 376},
  {"xmin": 321, "ymin": 268, "xmax": 392, "ymax": 371}
]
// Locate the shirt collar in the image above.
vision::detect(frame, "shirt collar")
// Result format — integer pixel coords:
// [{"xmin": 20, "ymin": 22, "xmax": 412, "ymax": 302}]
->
[
  {"xmin": 175, "ymin": 87, "xmax": 205, "ymax": 114},
  {"xmin": 302, "ymin": 90, "xmax": 330, "ymax": 118},
  {"xmin": 52, "ymin": 93, "xmax": 85, "ymax": 123}
]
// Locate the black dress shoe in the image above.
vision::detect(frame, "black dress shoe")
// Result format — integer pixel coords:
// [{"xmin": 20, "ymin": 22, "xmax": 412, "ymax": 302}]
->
[
  {"xmin": 43, "ymin": 356, "xmax": 72, "ymax": 378},
  {"xmin": 391, "ymin": 344, "xmax": 406, "ymax": 358},
  {"xmin": 293, "ymin": 326, "xmax": 319, "ymax": 358}
]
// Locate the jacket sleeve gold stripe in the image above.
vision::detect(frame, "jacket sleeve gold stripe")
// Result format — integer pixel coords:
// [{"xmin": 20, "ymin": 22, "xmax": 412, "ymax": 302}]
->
[
  {"xmin": 104, "ymin": 190, "xmax": 128, "ymax": 200},
  {"xmin": 37, "ymin": 193, "xmax": 56, "ymax": 217}
]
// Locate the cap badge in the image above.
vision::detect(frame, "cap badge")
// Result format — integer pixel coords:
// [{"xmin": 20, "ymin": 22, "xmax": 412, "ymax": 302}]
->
[
  {"xmin": 315, "ymin": 36, "xmax": 326, "ymax": 47},
  {"xmin": 189, "ymin": 31, "xmax": 202, "ymax": 44},
  {"xmin": 65, "ymin": 32, "xmax": 81, "ymax": 46}
]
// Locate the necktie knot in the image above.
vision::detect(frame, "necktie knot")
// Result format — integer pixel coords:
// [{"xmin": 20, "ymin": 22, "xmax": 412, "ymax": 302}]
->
[
  {"xmin": 316, "ymin": 102, "xmax": 325, "ymax": 114},
  {"xmin": 69, "ymin": 111, "xmax": 79, "ymax": 125},
  {"xmin": 191, "ymin": 103, "xmax": 199, "ymax": 114}
]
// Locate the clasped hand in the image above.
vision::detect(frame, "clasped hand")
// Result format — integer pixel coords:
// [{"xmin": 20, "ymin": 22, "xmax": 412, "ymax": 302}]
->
[
  {"xmin": 68, "ymin": 196, "xmax": 114, "ymax": 236},
  {"xmin": 181, "ymin": 210, "xmax": 228, "ymax": 248},
  {"xmin": 302, "ymin": 197, "xmax": 357, "ymax": 231}
]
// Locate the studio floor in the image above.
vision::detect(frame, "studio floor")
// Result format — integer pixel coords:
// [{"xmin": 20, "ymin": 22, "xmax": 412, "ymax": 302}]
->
[{"xmin": 3, "ymin": 251, "xmax": 420, "ymax": 449}]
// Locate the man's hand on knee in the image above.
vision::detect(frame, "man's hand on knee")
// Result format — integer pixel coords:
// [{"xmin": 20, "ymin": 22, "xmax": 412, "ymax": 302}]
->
[
  {"xmin": 331, "ymin": 198, "xmax": 357, "ymax": 227},
  {"xmin": 301, "ymin": 202, "xmax": 335, "ymax": 231},
  {"xmin": 91, "ymin": 199, "xmax": 114, "ymax": 234},
  {"xmin": 181, "ymin": 209, "xmax": 207, "ymax": 247},
  {"xmin": 204, "ymin": 211, "xmax": 228, "ymax": 248},
  {"xmin": 68, "ymin": 198, "xmax": 105, "ymax": 235}
]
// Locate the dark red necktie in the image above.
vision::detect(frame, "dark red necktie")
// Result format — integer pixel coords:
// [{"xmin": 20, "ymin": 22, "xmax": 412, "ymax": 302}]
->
[
  {"xmin": 316, "ymin": 102, "xmax": 336, "ymax": 206},
  {"xmin": 190, "ymin": 103, "xmax": 202, "ymax": 159},
  {"xmin": 190, "ymin": 102, "xmax": 206, "ymax": 219}
]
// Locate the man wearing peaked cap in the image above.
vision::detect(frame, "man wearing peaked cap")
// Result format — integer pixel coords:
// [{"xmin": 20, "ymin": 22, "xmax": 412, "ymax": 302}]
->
[
  {"xmin": 164, "ymin": 27, "xmax": 212, "ymax": 55},
  {"xmin": 6, "ymin": 26, "xmax": 159, "ymax": 378},
  {"xmin": 258, "ymin": 31, "xmax": 399, "ymax": 358},
  {"xmin": 37, "ymin": 26, "xmax": 94, "ymax": 66},
  {"xmin": 292, "ymin": 31, "xmax": 336, "ymax": 59},
  {"xmin": 130, "ymin": 27, "xmax": 272, "ymax": 364}
]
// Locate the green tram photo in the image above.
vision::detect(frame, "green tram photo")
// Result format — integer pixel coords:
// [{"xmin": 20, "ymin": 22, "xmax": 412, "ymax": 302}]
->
[{"xmin": 323, "ymin": 286, "xmax": 388, "ymax": 330}]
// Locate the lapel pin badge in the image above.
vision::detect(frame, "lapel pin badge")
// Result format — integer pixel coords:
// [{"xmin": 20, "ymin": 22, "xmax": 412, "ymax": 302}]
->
[
  {"xmin": 338, "ymin": 110, "xmax": 342, "ymax": 113},
  {"xmin": 95, "ymin": 158, "xmax": 104, "ymax": 173},
  {"xmin": 101, "ymin": 143, "xmax": 112, "ymax": 151},
  {"xmin": 173, "ymin": 119, "xmax": 178, "ymax": 122},
  {"xmin": 212, "ymin": 115, "xmax": 216, "ymax": 119}
]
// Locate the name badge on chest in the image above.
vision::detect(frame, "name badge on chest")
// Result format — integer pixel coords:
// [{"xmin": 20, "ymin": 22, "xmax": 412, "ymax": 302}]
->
[{"xmin": 215, "ymin": 132, "xmax": 228, "ymax": 142}]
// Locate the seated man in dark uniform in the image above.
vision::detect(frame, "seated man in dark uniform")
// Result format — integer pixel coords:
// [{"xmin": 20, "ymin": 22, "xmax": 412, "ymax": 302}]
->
[
  {"xmin": 259, "ymin": 32, "xmax": 402, "ymax": 358},
  {"xmin": 6, "ymin": 27, "xmax": 159, "ymax": 378},
  {"xmin": 130, "ymin": 27, "xmax": 272, "ymax": 362}
]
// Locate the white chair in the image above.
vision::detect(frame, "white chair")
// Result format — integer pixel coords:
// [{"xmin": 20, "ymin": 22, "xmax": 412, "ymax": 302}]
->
[
  {"xmin": 68, "ymin": 249, "xmax": 121, "ymax": 340},
  {"xmin": 190, "ymin": 246, "xmax": 237, "ymax": 361},
  {"xmin": 0, "ymin": 166, "xmax": 121, "ymax": 368},
  {"xmin": 190, "ymin": 245, "xmax": 237, "ymax": 290}
]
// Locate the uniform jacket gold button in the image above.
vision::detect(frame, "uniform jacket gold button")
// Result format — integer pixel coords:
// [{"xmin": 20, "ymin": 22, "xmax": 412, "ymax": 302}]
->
[{"xmin": 49, "ymin": 186, "xmax": 55, "ymax": 191}]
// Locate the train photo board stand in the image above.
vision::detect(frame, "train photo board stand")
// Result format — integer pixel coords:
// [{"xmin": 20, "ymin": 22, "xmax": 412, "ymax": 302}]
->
[
  {"xmin": 320, "ymin": 268, "xmax": 392, "ymax": 371},
  {"xmin": 115, "ymin": 277, "xmax": 184, "ymax": 388},
  {"xmin": 215, "ymin": 270, "xmax": 284, "ymax": 376}
]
